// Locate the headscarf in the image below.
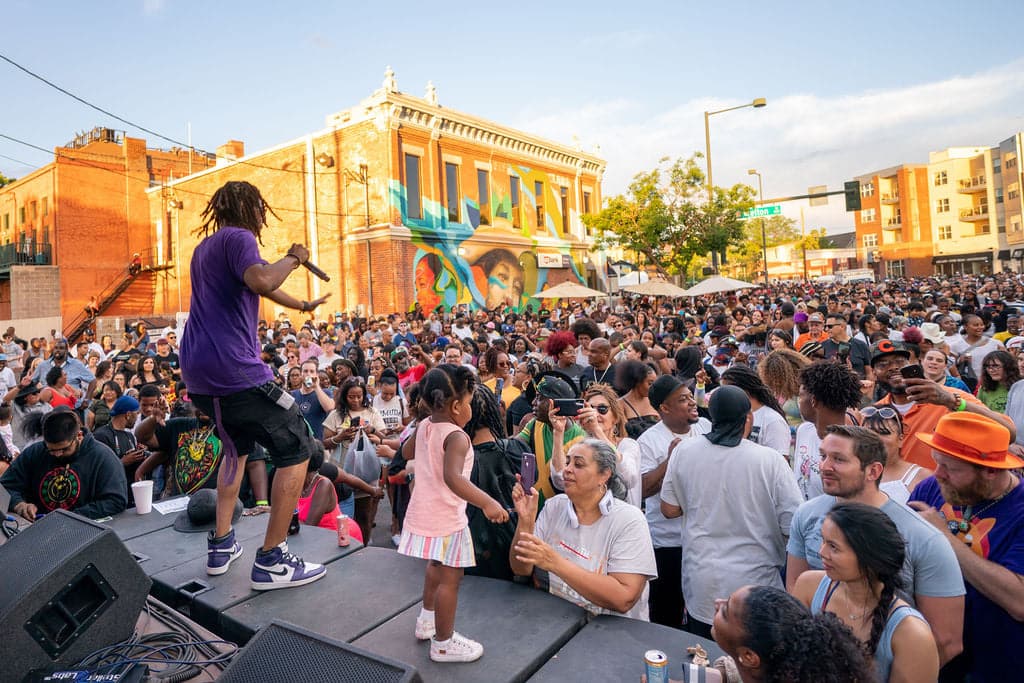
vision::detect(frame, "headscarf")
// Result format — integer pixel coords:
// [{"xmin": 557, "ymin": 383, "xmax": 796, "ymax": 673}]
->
[
  {"xmin": 674, "ymin": 346, "xmax": 703, "ymax": 379},
  {"xmin": 705, "ymin": 385, "xmax": 751, "ymax": 447}
]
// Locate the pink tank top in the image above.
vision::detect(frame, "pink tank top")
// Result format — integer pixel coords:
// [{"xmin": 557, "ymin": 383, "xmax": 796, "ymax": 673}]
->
[
  {"xmin": 295, "ymin": 477, "xmax": 364, "ymax": 543},
  {"xmin": 297, "ymin": 476, "xmax": 340, "ymax": 530},
  {"xmin": 403, "ymin": 418, "xmax": 474, "ymax": 538}
]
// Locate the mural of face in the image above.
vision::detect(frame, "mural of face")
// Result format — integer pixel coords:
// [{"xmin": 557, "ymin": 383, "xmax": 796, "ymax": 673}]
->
[
  {"xmin": 414, "ymin": 256, "xmax": 442, "ymax": 312},
  {"xmin": 485, "ymin": 259, "xmax": 524, "ymax": 310}
]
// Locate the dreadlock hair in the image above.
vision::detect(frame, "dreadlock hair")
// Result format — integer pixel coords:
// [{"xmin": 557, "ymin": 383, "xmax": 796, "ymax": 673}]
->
[
  {"xmin": 826, "ymin": 502, "xmax": 906, "ymax": 657},
  {"xmin": 721, "ymin": 364, "xmax": 786, "ymax": 419},
  {"xmin": 741, "ymin": 586, "xmax": 873, "ymax": 683},
  {"xmin": 464, "ymin": 383, "xmax": 507, "ymax": 440},
  {"xmin": 197, "ymin": 181, "xmax": 279, "ymax": 244}
]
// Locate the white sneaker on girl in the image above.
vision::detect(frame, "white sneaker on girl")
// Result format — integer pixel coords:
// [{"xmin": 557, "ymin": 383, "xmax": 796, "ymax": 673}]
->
[{"xmin": 430, "ymin": 632, "xmax": 483, "ymax": 662}]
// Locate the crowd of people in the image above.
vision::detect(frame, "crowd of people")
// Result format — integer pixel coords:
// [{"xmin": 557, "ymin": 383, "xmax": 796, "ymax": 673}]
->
[{"xmin": 4, "ymin": 253, "xmax": 1024, "ymax": 678}]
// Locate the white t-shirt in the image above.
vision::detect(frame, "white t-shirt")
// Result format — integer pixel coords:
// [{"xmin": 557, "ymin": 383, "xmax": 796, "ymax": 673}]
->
[
  {"xmin": 617, "ymin": 438, "xmax": 642, "ymax": 509},
  {"xmin": 661, "ymin": 436, "xmax": 803, "ymax": 624},
  {"xmin": 793, "ymin": 422, "xmax": 824, "ymax": 501},
  {"xmin": 637, "ymin": 419, "xmax": 711, "ymax": 548},
  {"xmin": 750, "ymin": 405, "xmax": 791, "ymax": 458},
  {"xmin": 949, "ymin": 335, "xmax": 1004, "ymax": 380},
  {"xmin": 0, "ymin": 366, "xmax": 16, "ymax": 396},
  {"xmin": 372, "ymin": 394, "xmax": 408, "ymax": 435},
  {"xmin": 534, "ymin": 493, "xmax": 658, "ymax": 621}
]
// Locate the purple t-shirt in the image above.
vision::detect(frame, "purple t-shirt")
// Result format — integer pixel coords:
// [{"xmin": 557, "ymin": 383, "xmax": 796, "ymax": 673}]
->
[
  {"xmin": 909, "ymin": 476, "xmax": 1024, "ymax": 682},
  {"xmin": 180, "ymin": 227, "xmax": 274, "ymax": 395}
]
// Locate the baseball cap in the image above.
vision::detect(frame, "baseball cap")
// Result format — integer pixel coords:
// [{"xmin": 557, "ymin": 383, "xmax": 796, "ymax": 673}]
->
[
  {"xmin": 869, "ymin": 339, "xmax": 910, "ymax": 365},
  {"xmin": 535, "ymin": 375, "xmax": 576, "ymax": 400}
]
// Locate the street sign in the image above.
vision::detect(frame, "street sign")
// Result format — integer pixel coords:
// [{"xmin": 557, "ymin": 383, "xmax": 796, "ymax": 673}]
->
[
  {"xmin": 741, "ymin": 205, "xmax": 781, "ymax": 219},
  {"xmin": 808, "ymin": 185, "xmax": 828, "ymax": 207}
]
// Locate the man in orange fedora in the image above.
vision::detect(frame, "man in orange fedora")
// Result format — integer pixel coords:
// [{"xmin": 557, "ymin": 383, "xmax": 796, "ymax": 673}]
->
[{"xmin": 909, "ymin": 412, "xmax": 1024, "ymax": 682}]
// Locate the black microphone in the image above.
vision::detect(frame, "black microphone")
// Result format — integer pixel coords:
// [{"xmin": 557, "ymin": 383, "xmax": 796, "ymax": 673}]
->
[{"xmin": 302, "ymin": 260, "xmax": 331, "ymax": 282}]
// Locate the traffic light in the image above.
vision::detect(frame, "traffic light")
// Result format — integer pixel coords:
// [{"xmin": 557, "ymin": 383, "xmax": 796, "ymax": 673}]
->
[{"xmin": 844, "ymin": 181, "xmax": 861, "ymax": 212}]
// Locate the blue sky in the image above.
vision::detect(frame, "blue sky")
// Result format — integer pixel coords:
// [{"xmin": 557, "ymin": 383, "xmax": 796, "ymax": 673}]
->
[{"xmin": 3, "ymin": 0, "xmax": 1024, "ymax": 231}]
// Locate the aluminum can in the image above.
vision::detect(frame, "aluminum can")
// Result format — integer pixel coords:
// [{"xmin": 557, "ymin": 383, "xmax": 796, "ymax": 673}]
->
[
  {"xmin": 644, "ymin": 650, "xmax": 668, "ymax": 683},
  {"xmin": 336, "ymin": 513, "xmax": 350, "ymax": 546}
]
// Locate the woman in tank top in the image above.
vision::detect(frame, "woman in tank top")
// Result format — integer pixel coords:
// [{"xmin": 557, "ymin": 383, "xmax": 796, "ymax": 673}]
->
[
  {"xmin": 792, "ymin": 503, "xmax": 938, "ymax": 682},
  {"xmin": 858, "ymin": 406, "xmax": 931, "ymax": 505}
]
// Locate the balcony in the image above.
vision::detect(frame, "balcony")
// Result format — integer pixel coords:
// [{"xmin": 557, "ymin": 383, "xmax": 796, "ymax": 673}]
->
[
  {"xmin": 880, "ymin": 192, "xmax": 900, "ymax": 204},
  {"xmin": 883, "ymin": 216, "xmax": 903, "ymax": 230},
  {"xmin": 0, "ymin": 240, "xmax": 53, "ymax": 276},
  {"xmin": 958, "ymin": 175, "xmax": 987, "ymax": 193},
  {"xmin": 959, "ymin": 205, "xmax": 990, "ymax": 222}
]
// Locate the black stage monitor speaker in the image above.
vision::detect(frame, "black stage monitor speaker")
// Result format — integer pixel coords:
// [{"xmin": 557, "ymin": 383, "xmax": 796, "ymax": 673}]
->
[
  {"xmin": 0, "ymin": 509, "xmax": 151, "ymax": 678},
  {"xmin": 219, "ymin": 620, "xmax": 422, "ymax": 683}
]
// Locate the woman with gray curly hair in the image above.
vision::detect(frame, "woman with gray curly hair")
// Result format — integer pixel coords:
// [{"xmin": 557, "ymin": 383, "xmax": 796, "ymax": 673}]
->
[{"xmin": 509, "ymin": 438, "xmax": 658, "ymax": 620}]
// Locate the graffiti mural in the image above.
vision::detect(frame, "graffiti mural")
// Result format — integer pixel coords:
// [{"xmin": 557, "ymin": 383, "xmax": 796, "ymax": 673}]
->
[{"xmin": 391, "ymin": 163, "xmax": 587, "ymax": 312}]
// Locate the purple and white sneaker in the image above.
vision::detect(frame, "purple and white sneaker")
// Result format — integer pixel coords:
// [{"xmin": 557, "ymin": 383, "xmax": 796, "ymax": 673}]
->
[
  {"xmin": 251, "ymin": 542, "xmax": 326, "ymax": 590},
  {"xmin": 207, "ymin": 529, "xmax": 243, "ymax": 576}
]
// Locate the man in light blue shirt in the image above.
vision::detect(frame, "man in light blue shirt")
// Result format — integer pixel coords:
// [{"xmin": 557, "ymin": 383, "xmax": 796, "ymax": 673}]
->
[
  {"xmin": 785, "ymin": 424, "xmax": 965, "ymax": 665},
  {"xmin": 33, "ymin": 339, "xmax": 95, "ymax": 408}
]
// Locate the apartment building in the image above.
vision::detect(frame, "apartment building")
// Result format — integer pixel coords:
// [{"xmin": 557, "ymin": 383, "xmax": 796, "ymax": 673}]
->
[{"xmin": 853, "ymin": 164, "xmax": 933, "ymax": 278}]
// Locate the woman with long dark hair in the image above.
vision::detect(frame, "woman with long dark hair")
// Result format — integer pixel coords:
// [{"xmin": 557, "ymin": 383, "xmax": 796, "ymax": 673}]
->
[
  {"xmin": 977, "ymin": 349, "xmax": 1019, "ymax": 413},
  {"xmin": 792, "ymin": 502, "xmax": 938, "ymax": 682}
]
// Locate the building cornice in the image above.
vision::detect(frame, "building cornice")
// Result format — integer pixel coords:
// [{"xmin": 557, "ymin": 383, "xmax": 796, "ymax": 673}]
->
[{"xmin": 326, "ymin": 89, "xmax": 606, "ymax": 177}]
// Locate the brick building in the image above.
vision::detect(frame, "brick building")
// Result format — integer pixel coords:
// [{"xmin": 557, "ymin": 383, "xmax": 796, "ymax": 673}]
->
[
  {"xmin": 0, "ymin": 127, "xmax": 214, "ymax": 325},
  {"xmin": 147, "ymin": 69, "xmax": 605, "ymax": 319}
]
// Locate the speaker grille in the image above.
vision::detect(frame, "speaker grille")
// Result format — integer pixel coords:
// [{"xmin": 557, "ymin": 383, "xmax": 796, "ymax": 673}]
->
[
  {"xmin": 0, "ymin": 512, "xmax": 107, "ymax": 613},
  {"xmin": 220, "ymin": 622, "xmax": 420, "ymax": 683}
]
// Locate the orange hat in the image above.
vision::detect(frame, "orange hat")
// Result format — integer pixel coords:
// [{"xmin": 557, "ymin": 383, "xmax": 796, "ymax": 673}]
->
[{"xmin": 916, "ymin": 412, "xmax": 1023, "ymax": 469}]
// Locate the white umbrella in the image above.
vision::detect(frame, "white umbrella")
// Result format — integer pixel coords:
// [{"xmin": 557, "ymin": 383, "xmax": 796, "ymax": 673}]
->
[
  {"xmin": 683, "ymin": 276, "xmax": 759, "ymax": 297},
  {"xmin": 617, "ymin": 270, "xmax": 649, "ymax": 286},
  {"xmin": 537, "ymin": 281, "xmax": 607, "ymax": 299},
  {"xmin": 621, "ymin": 278, "xmax": 689, "ymax": 297}
]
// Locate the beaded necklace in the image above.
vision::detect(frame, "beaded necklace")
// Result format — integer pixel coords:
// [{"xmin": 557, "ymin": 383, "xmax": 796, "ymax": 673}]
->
[{"xmin": 947, "ymin": 476, "xmax": 1017, "ymax": 546}]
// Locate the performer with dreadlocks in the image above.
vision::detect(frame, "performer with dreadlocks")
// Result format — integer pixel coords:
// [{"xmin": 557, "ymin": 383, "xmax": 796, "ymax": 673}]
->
[{"xmin": 180, "ymin": 180, "xmax": 330, "ymax": 590}]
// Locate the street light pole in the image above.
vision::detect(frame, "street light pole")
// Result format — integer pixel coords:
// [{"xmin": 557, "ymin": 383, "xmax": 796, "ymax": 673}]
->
[
  {"xmin": 748, "ymin": 169, "xmax": 768, "ymax": 287},
  {"xmin": 703, "ymin": 98, "xmax": 767, "ymax": 273}
]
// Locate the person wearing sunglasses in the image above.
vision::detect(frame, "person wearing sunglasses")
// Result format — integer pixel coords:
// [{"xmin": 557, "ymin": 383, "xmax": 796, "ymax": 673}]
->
[
  {"xmin": 823, "ymin": 313, "xmax": 870, "ymax": 378},
  {"xmin": 549, "ymin": 383, "xmax": 641, "ymax": 509},
  {"xmin": 859, "ymin": 406, "xmax": 932, "ymax": 505}
]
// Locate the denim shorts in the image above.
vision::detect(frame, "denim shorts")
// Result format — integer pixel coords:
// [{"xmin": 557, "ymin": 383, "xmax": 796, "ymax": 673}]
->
[{"xmin": 190, "ymin": 383, "xmax": 316, "ymax": 469}]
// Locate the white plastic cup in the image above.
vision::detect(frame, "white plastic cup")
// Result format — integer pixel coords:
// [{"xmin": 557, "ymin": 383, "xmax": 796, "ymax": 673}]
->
[{"xmin": 132, "ymin": 481, "xmax": 154, "ymax": 514}]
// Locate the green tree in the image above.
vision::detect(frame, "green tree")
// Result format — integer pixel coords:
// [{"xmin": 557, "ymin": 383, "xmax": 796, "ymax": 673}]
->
[
  {"xmin": 0, "ymin": 172, "xmax": 15, "ymax": 188},
  {"xmin": 730, "ymin": 215, "xmax": 800, "ymax": 273},
  {"xmin": 583, "ymin": 154, "xmax": 755, "ymax": 275}
]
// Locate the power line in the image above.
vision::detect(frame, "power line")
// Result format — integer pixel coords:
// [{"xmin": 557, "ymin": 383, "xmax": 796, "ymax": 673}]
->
[
  {"xmin": 0, "ymin": 151, "xmax": 37, "ymax": 167},
  {"xmin": 0, "ymin": 52, "xmax": 186, "ymax": 149},
  {"xmin": 0, "ymin": 52, "xmax": 311, "ymax": 176}
]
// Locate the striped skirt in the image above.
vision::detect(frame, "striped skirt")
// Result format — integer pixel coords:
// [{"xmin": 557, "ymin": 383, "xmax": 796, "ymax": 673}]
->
[{"xmin": 397, "ymin": 526, "xmax": 476, "ymax": 568}]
